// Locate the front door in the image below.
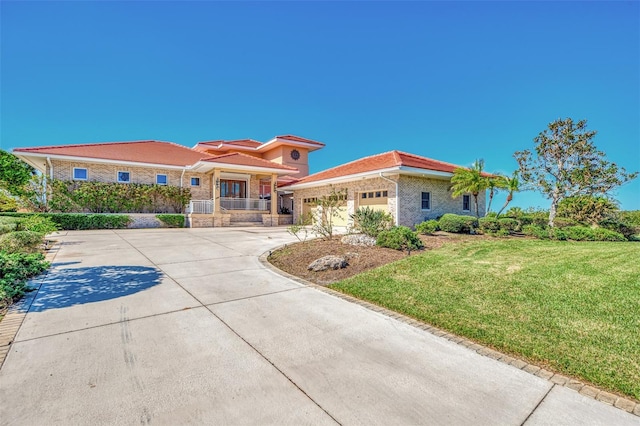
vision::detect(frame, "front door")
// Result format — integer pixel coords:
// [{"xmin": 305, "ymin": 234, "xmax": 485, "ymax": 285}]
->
[{"xmin": 220, "ymin": 180, "xmax": 246, "ymax": 198}]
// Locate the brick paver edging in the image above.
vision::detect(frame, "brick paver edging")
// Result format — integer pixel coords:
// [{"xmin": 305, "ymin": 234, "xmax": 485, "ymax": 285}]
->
[
  {"xmin": 0, "ymin": 236, "xmax": 62, "ymax": 370},
  {"xmin": 259, "ymin": 247, "xmax": 640, "ymax": 418}
]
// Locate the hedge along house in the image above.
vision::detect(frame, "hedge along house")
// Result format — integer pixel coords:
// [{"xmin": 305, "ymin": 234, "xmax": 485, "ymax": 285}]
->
[
  {"xmin": 282, "ymin": 150, "xmax": 486, "ymax": 228},
  {"xmin": 13, "ymin": 135, "xmax": 325, "ymax": 227}
]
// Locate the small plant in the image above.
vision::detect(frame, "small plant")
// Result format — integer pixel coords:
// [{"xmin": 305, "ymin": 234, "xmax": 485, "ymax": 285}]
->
[
  {"xmin": 156, "ymin": 214, "xmax": 185, "ymax": 228},
  {"xmin": 415, "ymin": 220, "xmax": 439, "ymax": 235},
  {"xmin": 311, "ymin": 188, "xmax": 348, "ymax": 240},
  {"xmin": 376, "ymin": 226, "xmax": 423, "ymax": 254},
  {"xmin": 564, "ymin": 226, "xmax": 595, "ymax": 241},
  {"xmin": 0, "ymin": 231, "xmax": 45, "ymax": 253},
  {"xmin": 438, "ymin": 214, "xmax": 478, "ymax": 234},
  {"xmin": 287, "ymin": 213, "xmax": 312, "ymax": 243},
  {"xmin": 0, "ymin": 251, "xmax": 49, "ymax": 309},
  {"xmin": 350, "ymin": 207, "xmax": 393, "ymax": 238},
  {"xmin": 18, "ymin": 215, "xmax": 58, "ymax": 234}
]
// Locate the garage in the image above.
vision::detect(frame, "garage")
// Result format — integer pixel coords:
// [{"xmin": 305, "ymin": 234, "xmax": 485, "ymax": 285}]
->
[
  {"xmin": 357, "ymin": 190, "xmax": 389, "ymax": 213},
  {"xmin": 302, "ymin": 197, "xmax": 349, "ymax": 227}
]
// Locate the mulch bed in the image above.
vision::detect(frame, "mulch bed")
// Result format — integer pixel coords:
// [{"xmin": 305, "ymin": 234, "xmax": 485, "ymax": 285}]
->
[{"xmin": 268, "ymin": 233, "xmax": 456, "ymax": 285}]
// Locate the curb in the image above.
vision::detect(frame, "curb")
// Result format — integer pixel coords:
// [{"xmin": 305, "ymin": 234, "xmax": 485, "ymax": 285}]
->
[{"xmin": 259, "ymin": 246, "xmax": 640, "ymax": 418}]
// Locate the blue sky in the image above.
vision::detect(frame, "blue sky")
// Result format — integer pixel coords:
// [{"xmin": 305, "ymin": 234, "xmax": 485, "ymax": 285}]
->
[{"xmin": 2, "ymin": 1, "xmax": 638, "ymax": 210}]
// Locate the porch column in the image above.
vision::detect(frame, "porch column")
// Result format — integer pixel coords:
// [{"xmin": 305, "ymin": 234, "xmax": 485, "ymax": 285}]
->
[
  {"xmin": 271, "ymin": 173, "xmax": 278, "ymax": 215},
  {"xmin": 213, "ymin": 169, "xmax": 221, "ymax": 213}
]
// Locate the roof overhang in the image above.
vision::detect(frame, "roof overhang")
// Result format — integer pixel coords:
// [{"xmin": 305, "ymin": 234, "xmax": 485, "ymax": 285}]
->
[
  {"xmin": 256, "ymin": 137, "xmax": 324, "ymax": 153},
  {"xmin": 12, "ymin": 152, "xmax": 192, "ymax": 173},
  {"xmin": 282, "ymin": 166, "xmax": 453, "ymax": 190},
  {"xmin": 190, "ymin": 161, "xmax": 298, "ymax": 175}
]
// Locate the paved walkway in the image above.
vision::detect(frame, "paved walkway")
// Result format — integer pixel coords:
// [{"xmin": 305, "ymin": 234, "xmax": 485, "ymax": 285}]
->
[{"xmin": 0, "ymin": 228, "xmax": 637, "ymax": 425}]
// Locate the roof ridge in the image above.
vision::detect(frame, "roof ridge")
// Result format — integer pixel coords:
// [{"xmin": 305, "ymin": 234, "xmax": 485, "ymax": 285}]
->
[
  {"xmin": 13, "ymin": 140, "xmax": 178, "ymax": 152},
  {"xmin": 395, "ymin": 150, "xmax": 465, "ymax": 169},
  {"xmin": 293, "ymin": 151, "xmax": 396, "ymax": 183}
]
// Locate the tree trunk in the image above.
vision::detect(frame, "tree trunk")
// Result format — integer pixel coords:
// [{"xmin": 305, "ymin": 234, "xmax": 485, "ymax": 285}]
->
[
  {"xmin": 486, "ymin": 189, "xmax": 494, "ymax": 213},
  {"xmin": 548, "ymin": 190, "xmax": 560, "ymax": 227},
  {"xmin": 496, "ymin": 193, "xmax": 513, "ymax": 217},
  {"xmin": 474, "ymin": 193, "xmax": 480, "ymax": 218}
]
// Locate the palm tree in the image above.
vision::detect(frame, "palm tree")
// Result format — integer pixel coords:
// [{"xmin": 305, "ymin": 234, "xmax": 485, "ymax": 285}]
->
[
  {"xmin": 496, "ymin": 171, "xmax": 520, "ymax": 217},
  {"xmin": 485, "ymin": 173, "xmax": 508, "ymax": 213},
  {"xmin": 450, "ymin": 159, "xmax": 488, "ymax": 218}
]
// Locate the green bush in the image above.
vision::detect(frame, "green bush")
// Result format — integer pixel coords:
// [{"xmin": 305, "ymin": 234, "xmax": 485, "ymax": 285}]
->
[
  {"xmin": 0, "ymin": 231, "xmax": 44, "ymax": 253},
  {"xmin": 478, "ymin": 217, "xmax": 500, "ymax": 233},
  {"xmin": 438, "ymin": 214, "xmax": 478, "ymax": 234},
  {"xmin": 18, "ymin": 215, "xmax": 58, "ymax": 234},
  {"xmin": 498, "ymin": 218, "xmax": 520, "ymax": 233},
  {"xmin": 0, "ymin": 251, "xmax": 49, "ymax": 309},
  {"xmin": 592, "ymin": 228, "xmax": 626, "ymax": 242},
  {"xmin": 548, "ymin": 227, "xmax": 568, "ymax": 241},
  {"xmin": 617, "ymin": 210, "xmax": 640, "ymax": 227},
  {"xmin": 350, "ymin": 207, "xmax": 393, "ymax": 238},
  {"xmin": 564, "ymin": 226, "xmax": 596, "ymax": 241},
  {"xmin": 1, "ymin": 213, "xmax": 132, "ymax": 230},
  {"xmin": 415, "ymin": 219, "xmax": 439, "ymax": 235},
  {"xmin": 522, "ymin": 224, "xmax": 548, "ymax": 239},
  {"xmin": 376, "ymin": 226, "xmax": 423, "ymax": 253},
  {"xmin": 156, "ymin": 214, "xmax": 185, "ymax": 228},
  {"xmin": 599, "ymin": 219, "xmax": 637, "ymax": 240}
]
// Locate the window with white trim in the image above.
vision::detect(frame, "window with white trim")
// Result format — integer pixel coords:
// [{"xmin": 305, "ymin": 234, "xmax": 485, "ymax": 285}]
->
[
  {"xmin": 117, "ymin": 171, "xmax": 130, "ymax": 183},
  {"xmin": 191, "ymin": 177, "xmax": 200, "ymax": 187},
  {"xmin": 73, "ymin": 168, "xmax": 87, "ymax": 181},
  {"xmin": 463, "ymin": 195, "xmax": 471, "ymax": 211},
  {"xmin": 156, "ymin": 174, "xmax": 167, "ymax": 185},
  {"xmin": 421, "ymin": 192, "xmax": 431, "ymax": 210}
]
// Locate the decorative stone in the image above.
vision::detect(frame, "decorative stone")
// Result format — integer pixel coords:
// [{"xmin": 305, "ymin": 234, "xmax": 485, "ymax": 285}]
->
[
  {"xmin": 341, "ymin": 234, "xmax": 377, "ymax": 246},
  {"xmin": 308, "ymin": 255, "xmax": 348, "ymax": 272}
]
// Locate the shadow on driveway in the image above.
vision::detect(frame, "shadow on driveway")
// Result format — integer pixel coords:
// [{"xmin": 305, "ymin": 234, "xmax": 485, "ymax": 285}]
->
[{"xmin": 30, "ymin": 265, "xmax": 163, "ymax": 312}]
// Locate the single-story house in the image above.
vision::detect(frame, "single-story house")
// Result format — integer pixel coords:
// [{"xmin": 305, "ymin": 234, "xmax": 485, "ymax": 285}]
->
[
  {"xmin": 13, "ymin": 137, "xmax": 484, "ymax": 228},
  {"xmin": 281, "ymin": 150, "xmax": 485, "ymax": 228}
]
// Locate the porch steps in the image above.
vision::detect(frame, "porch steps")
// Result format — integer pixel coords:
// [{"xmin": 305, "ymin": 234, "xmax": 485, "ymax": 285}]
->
[{"xmin": 228, "ymin": 221, "xmax": 263, "ymax": 227}]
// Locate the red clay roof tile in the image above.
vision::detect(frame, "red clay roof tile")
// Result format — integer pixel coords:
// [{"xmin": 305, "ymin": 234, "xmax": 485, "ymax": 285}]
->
[{"xmin": 203, "ymin": 152, "xmax": 298, "ymax": 171}]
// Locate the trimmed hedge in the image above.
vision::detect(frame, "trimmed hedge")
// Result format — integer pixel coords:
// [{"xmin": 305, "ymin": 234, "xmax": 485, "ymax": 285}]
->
[
  {"xmin": 156, "ymin": 214, "xmax": 185, "ymax": 228},
  {"xmin": 438, "ymin": 214, "xmax": 478, "ymax": 234},
  {"xmin": 0, "ymin": 213, "xmax": 131, "ymax": 230}
]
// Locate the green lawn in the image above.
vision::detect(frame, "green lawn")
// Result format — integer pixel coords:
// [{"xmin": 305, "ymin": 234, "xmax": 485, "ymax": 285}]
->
[{"xmin": 330, "ymin": 239, "xmax": 640, "ymax": 400}]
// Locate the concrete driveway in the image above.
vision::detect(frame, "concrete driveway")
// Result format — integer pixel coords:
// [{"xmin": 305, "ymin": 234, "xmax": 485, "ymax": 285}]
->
[{"xmin": 0, "ymin": 228, "xmax": 637, "ymax": 425}]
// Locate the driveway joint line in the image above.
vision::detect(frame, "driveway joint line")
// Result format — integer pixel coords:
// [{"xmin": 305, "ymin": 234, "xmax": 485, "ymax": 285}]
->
[
  {"xmin": 115, "ymin": 229, "xmax": 341, "ymax": 424},
  {"xmin": 520, "ymin": 384, "xmax": 555, "ymax": 425},
  {"xmin": 204, "ymin": 287, "xmax": 304, "ymax": 307}
]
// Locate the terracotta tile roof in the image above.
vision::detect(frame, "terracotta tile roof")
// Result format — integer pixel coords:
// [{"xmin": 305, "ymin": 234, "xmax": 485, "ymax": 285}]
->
[
  {"xmin": 203, "ymin": 152, "xmax": 298, "ymax": 171},
  {"xmin": 282, "ymin": 150, "xmax": 466, "ymax": 186},
  {"xmin": 276, "ymin": 135, "xmax": 325, "ymax": 146},
  {"xmin": 14, "ymin": 140, "xmax": 212, "ymax": 167}
]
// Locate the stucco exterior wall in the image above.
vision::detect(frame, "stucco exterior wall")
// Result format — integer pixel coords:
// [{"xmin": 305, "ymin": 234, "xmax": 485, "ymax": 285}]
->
[{"xmin": 47, "ymin": 159, "xmax": 212, "ymax": 200}]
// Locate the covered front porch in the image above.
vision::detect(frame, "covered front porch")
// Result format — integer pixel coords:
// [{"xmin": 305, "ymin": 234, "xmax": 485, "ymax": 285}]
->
[{"xmin": 185, "ymin": 155, "xmax": 297, "ymax": 227}]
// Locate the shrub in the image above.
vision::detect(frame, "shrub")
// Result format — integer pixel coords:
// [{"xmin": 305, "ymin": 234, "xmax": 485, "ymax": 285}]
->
[
  {"xmin": 18, "ymin": 215, "xmax": 58, "ymax": 234},
  {"xmin": 548, "ymin": 227, "xmax": 568, "ymax": 241},
  {"xmin": 557, "ymin": 195, "xmax": 618, "ymax": 226},
  {"xmin": 376, "ymin": 226, "xmax": 423, "ymax": 253},
  {"xmin": 156, "ymin": 214, "xmax": 185, "ymax": 228},
  {"xmin": 46, "ymin": 213, "xmax": 130, "ymax": 230},
  {"xmin": 599, "ymin": 219, "xmax": 637, "ymax": 240},
  {"xmin": 592, "ymin": 228, "xmax": 626, "ymax": 242},
  {"xmin": 438, "ymin": 214, "xmax": 478, "ymax": 234},
  {"xmin": 415, "ymin": 220, "xmax": 439, "ymax": 235},
  {"xmin": 564, "ymin": 226, "xmax": 596, "ymax": 241},
  {"xmin": 617, "ymin": 210, "xmax": 640, "ymax": 227},
  {"xmin": 350, "ymin": 207, "xmax": 393, "ymax": 238},
  {"xmin": 522, "ymin": 224, "xmax": 548, "ymax": 239},
  {"xmin": 498, "ymin": 218, "xmax": 520, "ymax": 233},
  {"xmin": 0, "ymin": 231, "xmax": 44, "ymax": 253},
  {"xmin": 0, "ymin": 251, "xmax": 49, "ymax": 309},
  {"xmin": 478, "ymin": 217, "xmax": 500, "ymax": 233}
]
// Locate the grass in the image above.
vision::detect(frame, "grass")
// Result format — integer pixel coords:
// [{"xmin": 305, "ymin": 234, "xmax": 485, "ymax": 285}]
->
[{"xmin": 330, "ymin": 238, "xmax": 640, "ymax": 400}]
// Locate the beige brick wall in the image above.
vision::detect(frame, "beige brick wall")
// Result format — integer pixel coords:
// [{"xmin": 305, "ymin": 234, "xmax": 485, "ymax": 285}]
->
[
  {"xmin": 291, "ymin": 174, "xmax": 486, "ymax": 228},
  {"xmin": 48, "ymin": 159, "xmax": 213, "ymax": 200},
  {"xmin": 291, "ymin": 177, "xmax": 397, "ymax": 226},
  {"xmin": 397, "ymin": 175, "xmax": 486, "ymax": 227}
]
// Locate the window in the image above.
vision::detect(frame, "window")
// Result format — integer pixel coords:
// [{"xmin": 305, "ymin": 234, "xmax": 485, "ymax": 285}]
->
[
  {"xmin": 463, "ymin": 195, "xmax": 471, "ymax": 211},
  {"xmin": 73, "ymin": 168, "xmax": 87, "ymax": 181},
  {"xmin": 421, "ymin": 192, "xmax": 431, "ymax": 210},
  {"xmin": 117, "ymin": 171, "xmax": 130, "ymax": 183},
  {"xmin": 156, "ymin": 174, "xmax": 167, "ymax": 185},
  {"xmin": 362, "ymin": 193, "xmax": 367, "ymax": 199},
  {"xmin": 191, "ymin": 177, "xmax": 200, "ymax": 187},
  {"xmin": 382, "ymin": 191, "xmax": 388, "ymax": 197}
]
